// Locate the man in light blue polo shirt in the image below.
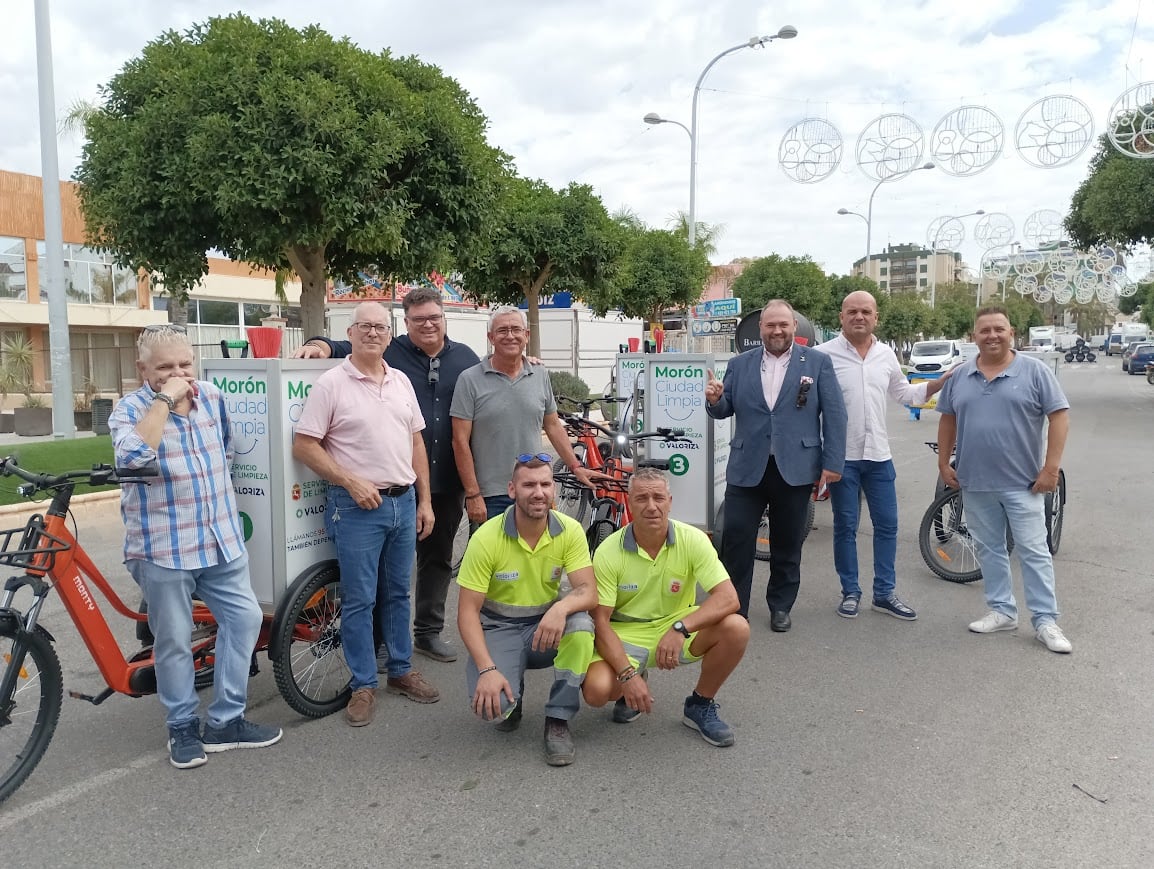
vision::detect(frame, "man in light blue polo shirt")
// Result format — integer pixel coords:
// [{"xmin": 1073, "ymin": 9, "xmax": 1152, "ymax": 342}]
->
[{"xmin": 935, "ymin": 306, "xmax": 1072, "ymax": 654}]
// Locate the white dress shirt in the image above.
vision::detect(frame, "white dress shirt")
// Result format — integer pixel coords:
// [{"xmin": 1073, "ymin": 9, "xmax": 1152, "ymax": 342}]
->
[
  {"xmin": 823, "ymin": 333, "xmax": 928, "ymax": 462},
  {"xmin": 760, "ymin": 345, "xmax": 792, "ymax": 410}
]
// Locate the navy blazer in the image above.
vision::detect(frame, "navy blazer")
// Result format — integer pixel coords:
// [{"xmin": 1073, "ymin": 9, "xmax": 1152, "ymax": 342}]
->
[{"xmin": 707, "ymin": 345, "xmax": 847, "ymax": 487}]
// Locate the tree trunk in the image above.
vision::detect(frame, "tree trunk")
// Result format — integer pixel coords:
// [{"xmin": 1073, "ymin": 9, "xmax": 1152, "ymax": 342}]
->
[
  {"xmin": 168, "ymin": 295, "xmax": 189, "ymax": 327},
  {"xmin": 525, "ymin": 263, "xmax": 554, "ymax": 359},
  {"xmin": 286, "ymin": 244, "xmax": 328, "ymax": 339}
]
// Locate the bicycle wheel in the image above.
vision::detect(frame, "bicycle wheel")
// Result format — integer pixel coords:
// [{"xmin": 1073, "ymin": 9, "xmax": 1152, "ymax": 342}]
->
[
  {"xmin": 918, "ymin": 488, "xmax": 983, "ymax": 583},
  {"xmin": 585, "ymin": 499, "xmax": 618, "ymax": 554},
  {"xmin": 554, "ymin": 480, "xmax": 591, "ymax": 527},
  {"xmin": 450, "ymin": 513, "xmax": 473, "ymax": 578},
  {"xmin": 754, "ymin": 499, "xmax": 815, "ymax": 562},
  {"xmin": 1045, "ymin": 469, "xmax": 1066, "ymax": 555},
  {"xmin": 271, "ymin": 562, "xmax": 351, "ymax": 718},
  {"xmin": 0, "ymin": 622, "xmax": 63, "ymax": 804}
]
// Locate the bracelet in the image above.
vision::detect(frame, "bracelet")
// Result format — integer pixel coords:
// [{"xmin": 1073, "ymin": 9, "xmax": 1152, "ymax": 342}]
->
[
  {"xmin": 619, "ymin": 670, "xmax": 637, "ymax": 684},
  {"xmin": 616, "ymin": 665, "xmax": 637, "ymax": 683},
  {"xmin": 152, "ymin": 392, "xmax": 175, "ymax": 411},
  {"xmin": 477, "ymin": 665, "xmax": 498, "ymax": 677},
  {"xmin": 466, "ymin": 493, "xmax": 482, "ymax": 500}
]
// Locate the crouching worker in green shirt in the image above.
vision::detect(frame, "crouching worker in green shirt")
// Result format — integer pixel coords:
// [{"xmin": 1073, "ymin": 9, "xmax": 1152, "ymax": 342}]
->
[
  {"xmin": 456, "ymin": 454, "xmax": 596, "ymax": 767},
  {"xmin": 583, "ymin": 467, "xmax": 750, "ymax": 747}
]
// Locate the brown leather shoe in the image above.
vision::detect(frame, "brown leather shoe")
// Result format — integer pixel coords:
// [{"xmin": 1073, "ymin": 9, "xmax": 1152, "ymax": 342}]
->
[
  {"xmin": 345, "ymin": 687, "xmax": 375, "ymax": 727},
  {"xmin": 385, "ymin": 670, "xmax": 441, "ymax": 704}
]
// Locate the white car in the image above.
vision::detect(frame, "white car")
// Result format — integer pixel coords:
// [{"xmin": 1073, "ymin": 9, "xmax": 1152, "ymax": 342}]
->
[
  {"xmin": 957, "ymin": 342, "xmax": 979, "ymax": 362},
  {"xmin": 908, "ymin": 340, "xmax": 961, "ymax": 374}
]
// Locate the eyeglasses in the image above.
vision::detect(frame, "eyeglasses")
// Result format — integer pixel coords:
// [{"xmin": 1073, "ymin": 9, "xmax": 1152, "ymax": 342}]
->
[
  {"xmin": 493, "ymin": 327, "xmax": 526, "ymax": 338},
  {"xmin": 427, "ymin": 356, "xmax": 441, "ymax": 385},
  {"xmin": 796, "ymin": 382, "xmax": 812, "ymax": 408},
  {"xmin": 407, "ymin": 314, "xmax": 443, "ymax": 326},
  {"xmin": 353, "ymin": 322, "xmax": 390, "ymax": 335},
  {"xmin": 143, "ymin": 323, "xmax": 187, "ymax": 334},
  {"xmin": 516, "ymin": 452, "xmax": 553, "ymax": 464}
]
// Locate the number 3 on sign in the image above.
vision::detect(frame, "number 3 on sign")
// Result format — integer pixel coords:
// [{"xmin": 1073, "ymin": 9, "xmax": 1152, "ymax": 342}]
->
[{"xmin": 668, "ymin": 455, "xmax": 689, "ymax": 476}]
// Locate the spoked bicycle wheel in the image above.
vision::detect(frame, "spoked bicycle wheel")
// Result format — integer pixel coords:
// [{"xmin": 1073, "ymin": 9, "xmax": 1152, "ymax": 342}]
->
[
  {"xmin": 451, "ymin": 512, "xmax": 476, "ymax": 578},
  {"xmin": 1045, "ymin": 469, "xmax": 1066, "ymax": 555},
  {"xmin": 554, "ymin": 478, "xmax": 592, "ymax": 528},
  {"xmin": 754, "ymin": 499, "xmax": 815, "ymax": 562},
  {"xmin": 0, "ymin": 623, "xmax": 63, "ymax": 804},
  {"xmin": 585, "ymin": 498, "xmax": 619, "ymax": 554},
  {"xmin": 271, "ymin": 562, "xmax": 352, "ymax": 718},
  {"xmin": 918, "ymin": 488, "xmax": 983, "ymax": 583}
]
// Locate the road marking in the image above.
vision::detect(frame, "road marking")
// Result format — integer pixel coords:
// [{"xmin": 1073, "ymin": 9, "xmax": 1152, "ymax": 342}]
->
[{"xmin": 0, "ymin": 752, "xmax": 161, "ymax": 830}]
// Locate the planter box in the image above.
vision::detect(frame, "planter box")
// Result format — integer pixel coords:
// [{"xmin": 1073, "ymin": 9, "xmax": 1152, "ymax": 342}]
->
[
  {"xmin": 14, "ymin": 407, "xmax": 53, "ymax": 437},
  {"xmin": 0, "ymin": 413, "xmax": 13, "ymax": 434},
  {"xmin": 74, "ymin": 411, "xmax": 93, "ymax": 431}
]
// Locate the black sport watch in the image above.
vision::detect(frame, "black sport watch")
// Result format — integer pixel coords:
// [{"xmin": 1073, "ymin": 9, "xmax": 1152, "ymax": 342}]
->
[{"xmin": 672, "ymin": 620, "xmax": 691, "ymax": 639}]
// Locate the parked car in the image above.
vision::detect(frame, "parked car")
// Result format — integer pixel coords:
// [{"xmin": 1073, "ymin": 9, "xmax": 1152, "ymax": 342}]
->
[
  {"xmin": 957, "ymin": 342, "xmax": 979, "ymax": 363},
  {"xmin": 1126, "ymin": 343, "xmax": 1154, "ymax": 376},
  {"xmin": 1121, "ymin": 340, "xmax": 1149, "ymax": 372},
  {"xmin": 908, "ymin": 339, "xmax": 961, "ymax": 374}
]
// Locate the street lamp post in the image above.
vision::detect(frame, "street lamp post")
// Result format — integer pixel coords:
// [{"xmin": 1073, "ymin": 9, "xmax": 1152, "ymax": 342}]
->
[
  {"xmin": 645, "ymin": 26, "xmax": 797, "ymax": 248},
  {"xmin": 929, "ymin": 209, "xmax": 985, "ymax": 308},
  {"xmin": 838, "ymin": 162, "xmax": 935, "ymax": 280}
]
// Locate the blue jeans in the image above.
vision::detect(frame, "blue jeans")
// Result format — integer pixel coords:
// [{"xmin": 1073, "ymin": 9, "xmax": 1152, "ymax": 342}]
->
[
  {"xmin": 128, "ymin": 552, "xmax": 263, "ymax": 729},
  {"xmin": 829, "ymin": 460, "xmax": 899, "ymax": 600},
  {"xmin": 963, "ymin": 489, "xmax": 1060, "ymax": 629},
  {"xmin": 483, "ymin": 494, "xmax": 513, "ymax": 520},
  {"xmin": 326, "ymin": 486, "xmax": 417, "ymax": 689}
]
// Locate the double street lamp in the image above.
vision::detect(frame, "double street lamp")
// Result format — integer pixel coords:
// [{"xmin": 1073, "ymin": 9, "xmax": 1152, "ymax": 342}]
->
[
  {"xmin": 838, "ymin": 161, "xmax": 936, "ymax": 268},
  {"xmin": 929, "ymin": 209, "xmax": 985, "ymax": 308},
  {"xmin": 644, "ymin": 26, "xmax": 798, "ymax": 248}
]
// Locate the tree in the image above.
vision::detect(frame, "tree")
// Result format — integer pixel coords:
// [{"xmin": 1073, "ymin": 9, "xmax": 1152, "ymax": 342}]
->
[
  {"xmin": 75, "ymin": 14, "xmax": 508, "ymax": 337},
  {"xmin": 461, "ymin": 178, "xmax": 622, "ymax": 357},
  {"xmin": 585, "ymin": 224, "xmax": 710, "ymax": 326},
  {"xmin": 729, "ymin": 254, "xmax": 832, "ymax": 326},
  {"xmin": 1067, "ymin": 126, "xmax": 1154, "ymax": 250},
  {"xmin": 827, "ymin": 274, "xmax": 885, "ymax": 320},
  {"xmin": 875, "ymin": 294, "xmax": 936, "ymax": 348},
  {"xmin": 667, "ymin": 210, "xmax": 724, "ymax": 259}
]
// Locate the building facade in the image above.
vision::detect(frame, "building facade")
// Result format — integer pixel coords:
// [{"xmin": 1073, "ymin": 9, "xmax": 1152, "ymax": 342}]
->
[{"xmin": 852, "ymin": 243, "xmax": 962, "ymax": 296}]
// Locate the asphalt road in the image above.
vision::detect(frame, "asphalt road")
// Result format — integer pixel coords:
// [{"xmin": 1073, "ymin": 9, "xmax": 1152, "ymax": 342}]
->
[{"xmin": 1, "ymin": 358, "xmax": 1151, "ymax": 868}]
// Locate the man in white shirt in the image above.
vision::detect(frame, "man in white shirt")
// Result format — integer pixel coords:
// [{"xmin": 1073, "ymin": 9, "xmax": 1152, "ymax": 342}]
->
[{"xmin": 822, "ymin": 291, "xmax": 947, "ymax": 621}]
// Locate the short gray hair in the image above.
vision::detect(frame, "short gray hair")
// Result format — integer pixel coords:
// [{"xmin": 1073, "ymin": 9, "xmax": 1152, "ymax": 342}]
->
[
  {"xmin": 488, "ymin": 305, "xmax": 527, "ymax": 332},
  {"xmin": 137, "ymin": 325, "xmax": 192, "ymax": 363},
  {"xmin": 628, "ymin": 466, "xmax": 670, "ymax": 493}
]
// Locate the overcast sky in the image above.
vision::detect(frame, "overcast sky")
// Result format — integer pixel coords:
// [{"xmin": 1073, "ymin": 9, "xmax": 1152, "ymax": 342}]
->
[{"xmin": 4, "ymin": 0, "xmax": 1153, "ymax": 279}]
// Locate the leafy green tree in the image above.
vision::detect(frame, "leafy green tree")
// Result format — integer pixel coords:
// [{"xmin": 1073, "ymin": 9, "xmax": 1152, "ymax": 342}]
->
[
  {"xmin": 75, "ymin": 14, "xmax": 507, "ymax": 336},
  {"xmin": 828, "ymin": 274, "xmax": 886, "ymax": 321},
  {"xmin": 585, "ymin": 225, "xmax": 710, "ymax": 326},
  {"xmin": 1067, "ymin": 125, "xmax": 1154, "ymax": 249},
  {"xmin": 461, "ymin": 178, "xmax": 622, "ymax": 357},
  {"xmin": 729, "ymin": 254, "xmax": 832, "ymax": 326},
  {"xmin": 876, "ymin": 294, "xmax": 936, "ymax": 348},
  {"xmin": 667, "ymin": 210, "xmax": 724, "ymax": 258}
]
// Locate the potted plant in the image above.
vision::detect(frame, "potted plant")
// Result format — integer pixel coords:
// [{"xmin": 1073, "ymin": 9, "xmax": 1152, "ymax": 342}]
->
[
  {"xmin": 73, "ymin": 376, "xmax": 98, "ymax": 431},
  {"xmin": 1, "ymin": 335, "xmax": 52, "ymax": 437}
]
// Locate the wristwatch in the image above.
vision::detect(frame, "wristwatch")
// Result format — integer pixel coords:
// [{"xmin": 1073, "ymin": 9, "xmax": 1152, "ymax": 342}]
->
[
  {"xmin": 672, "ymin": 620, "xmax": 691, "ymax": 639},
  {"xmin": 153, "ymin": 392, "xmax": 175, "ymax": 411}
]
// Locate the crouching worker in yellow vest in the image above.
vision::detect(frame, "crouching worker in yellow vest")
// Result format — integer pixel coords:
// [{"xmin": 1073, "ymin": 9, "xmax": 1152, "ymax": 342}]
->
[
  {"xmin": 456, "ymin": 454, "xmax": 596, "ymax": 767},
  {"xmin": 583, "ymin": 467, "xmax": 750, "ymax": 747}
]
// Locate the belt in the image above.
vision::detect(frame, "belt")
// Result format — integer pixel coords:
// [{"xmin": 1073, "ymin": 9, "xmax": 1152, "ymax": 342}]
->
[{"xmin": 378, "ymin": 484, "xmax": 411, "ymax": 498}]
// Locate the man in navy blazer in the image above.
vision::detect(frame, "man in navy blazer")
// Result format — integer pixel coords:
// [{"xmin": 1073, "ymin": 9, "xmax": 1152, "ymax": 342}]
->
[{"xmin": 706, "ymin": 300, "xmax": 847, "ymax": 631}]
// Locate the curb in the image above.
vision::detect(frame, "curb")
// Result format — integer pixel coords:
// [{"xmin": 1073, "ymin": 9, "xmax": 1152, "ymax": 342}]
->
[{"xmin": 0, "ymin": 490, "xmax": 122, "ymax": 527}]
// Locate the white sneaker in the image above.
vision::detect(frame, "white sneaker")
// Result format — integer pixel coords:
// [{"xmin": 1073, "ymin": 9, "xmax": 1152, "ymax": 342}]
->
[
  {"xmin": 968, "ymin": 611, "xmax": 1018, "ymax": 633},
  {"xmin": 1036, "ymin": 622, "xmax": 1073, "ymax": 654}
]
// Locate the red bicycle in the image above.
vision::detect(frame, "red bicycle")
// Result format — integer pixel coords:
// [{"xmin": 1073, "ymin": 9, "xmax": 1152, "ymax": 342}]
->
[{"xmin": 0, "ymin": 457, "xmax": 351, "ymax": 804}]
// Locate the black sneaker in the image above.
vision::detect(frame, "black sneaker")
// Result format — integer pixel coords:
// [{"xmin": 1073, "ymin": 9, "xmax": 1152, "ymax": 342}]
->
[
  {"xmin": 203, "ymin": 717, "xmax": 284, "ymax": 752},
  {"xmin": 414, "ymin": 634, "xmax": 458, "ymax": 663},
  {"xmin": 495, "ymin": 698, "xmax": 523, "ymax": 732},
  {"xmin": 543, "ymin": 717, "xmax": 575, "ymax": 766},
  {"xmin": 612, "ymin": 698, "xmax": 641, "ymax": 723},
  {"xmin": 168, "ymin": 720, "xmax": 207, "ymax": 769}
]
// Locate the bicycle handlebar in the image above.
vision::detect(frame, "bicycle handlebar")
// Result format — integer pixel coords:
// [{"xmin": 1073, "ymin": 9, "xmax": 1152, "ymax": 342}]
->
[{"xmin": 0, "ymin": 456, "xmax": 158, "ymax": 492}]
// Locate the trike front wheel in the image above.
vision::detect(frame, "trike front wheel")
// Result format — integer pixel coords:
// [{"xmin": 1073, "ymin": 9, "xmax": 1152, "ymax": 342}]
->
[
  {"xmin": 0, "ymin": 622, "xmax": 63, "ymax": 804},
  {"xmin": 271, "ymin": 563, "xmax": 351, "ymax": 718}
]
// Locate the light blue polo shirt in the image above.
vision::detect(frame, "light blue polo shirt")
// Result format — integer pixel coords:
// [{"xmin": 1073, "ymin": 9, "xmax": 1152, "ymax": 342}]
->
[{"xmin": 935, "ymin": 352, "xmax": 1069, "ymax": 492}]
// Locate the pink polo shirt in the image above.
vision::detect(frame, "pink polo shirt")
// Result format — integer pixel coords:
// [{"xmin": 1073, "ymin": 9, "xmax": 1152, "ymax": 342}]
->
[{"xmin": 296, "ymin": 358, "xmax": 426, "ymax": 488}]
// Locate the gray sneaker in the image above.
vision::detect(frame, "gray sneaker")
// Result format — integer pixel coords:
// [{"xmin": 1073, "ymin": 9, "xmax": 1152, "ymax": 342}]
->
[
  {"xmin": 414, "ymin": 634, "xmax": 458, "ymax": 663},
  {"xmin": 543, "ymin": 717, "xmax": 575, "ymax": 766}
]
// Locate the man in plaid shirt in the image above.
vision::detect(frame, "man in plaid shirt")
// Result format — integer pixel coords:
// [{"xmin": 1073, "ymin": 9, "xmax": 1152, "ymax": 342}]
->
[{"xmin": 111, "ymin": 325, "xmax": 282, "ymax": 770}]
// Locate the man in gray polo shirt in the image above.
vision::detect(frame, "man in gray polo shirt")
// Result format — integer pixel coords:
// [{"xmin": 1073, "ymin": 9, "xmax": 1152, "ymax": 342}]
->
[
  {"xmin": 935, "ymin": 306, "xmax": 1072, "ymax": 654},
  {"xmin": 451, "ymin": 305, "xmax": 596, "ymax": 523}
]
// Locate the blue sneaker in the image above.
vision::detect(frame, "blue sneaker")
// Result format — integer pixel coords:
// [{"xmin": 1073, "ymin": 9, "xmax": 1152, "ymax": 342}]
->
[
  {"xmin": 612, "ymin": 698, "xmax": 641, "ymax": 724},
  {"xmin": 202, "ymin": 717, "xmax": 283, "ymax": 753},
  {"xmin": 681, "ymin": 697, "xmax": 735, "ymax": 747},
  {"xmin": 168, "ymin": 720, "xmax": 207, "ymax": 769},
  {"xmin": 871, "ymin": 595, "xmax": 917, "ymax": 621},
  {"xmin": 837, "ymin": 594, "xmax": 861, "ymax": 618}
]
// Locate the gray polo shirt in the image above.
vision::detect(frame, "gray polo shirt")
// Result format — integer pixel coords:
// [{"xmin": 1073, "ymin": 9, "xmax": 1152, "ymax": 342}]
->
[
  {"xmin": 935, "ymin": 352, "xmax": 1069, "ymax": 492},
  {"xmin": 450, "ymin": 357, "xmax": 557, "ymax": 497}
]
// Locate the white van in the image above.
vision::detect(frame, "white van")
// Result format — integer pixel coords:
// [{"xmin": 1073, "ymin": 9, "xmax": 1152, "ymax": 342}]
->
[{"xmin": 908, "ymin": 339, "xmax": 960, "ymax": 374}]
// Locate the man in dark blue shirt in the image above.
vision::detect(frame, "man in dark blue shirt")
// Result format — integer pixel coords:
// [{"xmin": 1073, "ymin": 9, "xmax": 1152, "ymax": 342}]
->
[{"xmin": 296, "ymin": 286, "xmax": 480, "ymax": 662}]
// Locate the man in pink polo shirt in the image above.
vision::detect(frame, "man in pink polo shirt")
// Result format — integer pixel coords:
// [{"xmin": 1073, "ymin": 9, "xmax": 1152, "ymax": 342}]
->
[{"xmin": 293, "ymin": 302, "xmax": 439, "ymax": 726}]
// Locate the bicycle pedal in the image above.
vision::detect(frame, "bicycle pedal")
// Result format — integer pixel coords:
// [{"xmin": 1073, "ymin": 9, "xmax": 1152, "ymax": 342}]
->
[{"xmin": 68, "ymin": 686, "xmax": 115, "ymax": 705}]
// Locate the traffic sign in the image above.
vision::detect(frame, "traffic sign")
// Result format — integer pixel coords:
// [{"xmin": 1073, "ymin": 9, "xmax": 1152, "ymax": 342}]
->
[{"xmin": 692, "ymin": 298, "xmax": 741, "ymax": 319}]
